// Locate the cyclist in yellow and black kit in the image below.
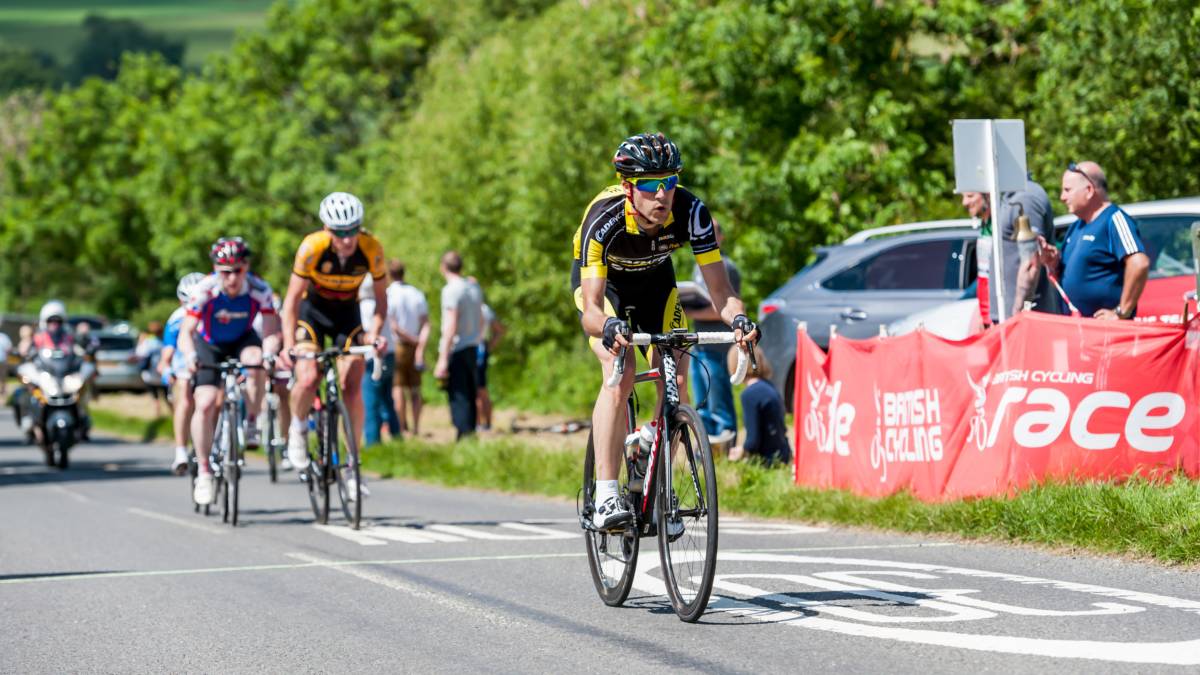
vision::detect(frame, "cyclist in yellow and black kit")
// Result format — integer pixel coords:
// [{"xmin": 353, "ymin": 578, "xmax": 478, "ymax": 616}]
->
[
  {"xmin": 281, "ymin": 191, "xmax": 387, "ymax": 497},
  {"xmin": 574, "ymin": 132, "xmax": 758, "ymax": 529}
]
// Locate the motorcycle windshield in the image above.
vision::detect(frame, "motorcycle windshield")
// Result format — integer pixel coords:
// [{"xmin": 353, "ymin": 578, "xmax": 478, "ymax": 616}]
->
[{"xmin": 34, "ymin": 352, "xmax": 83, "ymax": 378}]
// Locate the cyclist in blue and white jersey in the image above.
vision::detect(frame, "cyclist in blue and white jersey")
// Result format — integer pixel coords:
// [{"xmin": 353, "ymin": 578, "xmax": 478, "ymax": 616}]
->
[
  {"xmin": 178, "ymin": 238, "xmax": 280, "ymax": 505},
  {"xmin": 159, "ymin": 272, "xmax": 206, "ymax": 475}
]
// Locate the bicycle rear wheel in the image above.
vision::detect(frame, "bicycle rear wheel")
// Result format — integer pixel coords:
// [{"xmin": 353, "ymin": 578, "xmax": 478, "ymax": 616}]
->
[
  {"xmin": 656, "ymin": 405, "xmax": 718, "ymax": 623},
  {"xmin": 332, "ymin": 398, "xmax": 361, "ymax": 529},
  {"xmin": 226, "ymin": 402, "xmax": 241, "ymax": 527},
  {"xmin": 582, "ymin": 428, "xmax": 638, "ymax": 607}
]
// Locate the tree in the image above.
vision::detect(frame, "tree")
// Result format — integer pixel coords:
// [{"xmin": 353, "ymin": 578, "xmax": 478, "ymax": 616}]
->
[
  {"xmin": 68, "ymin": 14, "xmax": 186, "ymax": 82},
  {"xmin": 0, "ymin": 46, "xmax": 63, "ymax": 95}
]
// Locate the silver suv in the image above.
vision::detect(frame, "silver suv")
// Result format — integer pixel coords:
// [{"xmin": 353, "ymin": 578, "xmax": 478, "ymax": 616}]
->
[{"xmin": 757, "ymin": 220, "xmax": 978, "ymax": 410}]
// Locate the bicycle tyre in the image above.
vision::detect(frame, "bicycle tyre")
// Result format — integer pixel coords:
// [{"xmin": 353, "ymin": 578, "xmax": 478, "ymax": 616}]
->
[
  {"xmin": 266, "ymin": 391, "xmax": 278, "ymax": 483},
  {"xmin": 333, "ymin": 397, "xmax": 361, "ymax": 529},
  {"xmin": 656, "ymin": 404, "xmax": 718, "ymax": 623},
  {"xmin": 318, "ymin": 407, "xmax": 331, "ymax": 524},
  {"xmin": 227, "ymin": 401, "xmax": 241, "ymax": 527},
  {"xmin": 582, "ymin": 428, "xmax": 638, "ymax": 607},
  {"xmin": 189, "ymin": 449, "xmax": 200, "ymax": 513}
]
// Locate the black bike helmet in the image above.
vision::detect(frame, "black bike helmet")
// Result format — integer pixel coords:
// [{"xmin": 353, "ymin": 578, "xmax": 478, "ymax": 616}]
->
[{"xmin": 612, "ymin": 132, "xmax": 683, "ymax": 177}]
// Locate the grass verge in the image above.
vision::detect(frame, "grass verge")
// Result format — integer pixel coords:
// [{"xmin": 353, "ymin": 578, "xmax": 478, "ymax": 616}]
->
[
  {"xmin": 90, "ymin": 408, "xmax": 171, "ymax": 444},
  {"xmin": 88, "ymin": 408, "xmax": 1200, "ymax": 565}
]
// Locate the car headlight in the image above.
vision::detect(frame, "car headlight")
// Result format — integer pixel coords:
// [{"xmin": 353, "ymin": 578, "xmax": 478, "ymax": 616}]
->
[
  {"xmin": 63, "ymin": 374, "xmax": 85, "ymax": 395},
  {"xmin": 38, "ymin": 372, "xmax": 63, "ymax": 397}
]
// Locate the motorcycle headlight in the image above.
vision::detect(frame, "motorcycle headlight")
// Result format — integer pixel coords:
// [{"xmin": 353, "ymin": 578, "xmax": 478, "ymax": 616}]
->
[
  {"xmin": 63, "ymin": 374, "xmax": 84, "ymax": 395},
  {"xmin": 38, "ymin": 372, "xmax": 63, "ymax": 397}
]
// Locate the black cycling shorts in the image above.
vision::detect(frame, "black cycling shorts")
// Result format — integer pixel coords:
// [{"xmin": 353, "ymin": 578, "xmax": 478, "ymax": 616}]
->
[
  {"xmin": 194, "ymin": 331, "xmax": 262, "ymax": 388},
  {"xmin": 571, "ymin": 260, "xmax": 684, "ymax": 348},
  {"xmin": 295, "ymin": 297, "xmax": 363, "ymax": 350}
]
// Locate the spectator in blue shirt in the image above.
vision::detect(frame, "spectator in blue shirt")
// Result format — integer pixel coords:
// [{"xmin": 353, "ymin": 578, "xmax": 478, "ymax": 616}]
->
[
  {"xmin": 1038, "ymin": 161, "xmax": 1150, "ymax": 319},
  {"xmin": 726, "ymin": 345, "xmax": 791, "ymax": 467}
]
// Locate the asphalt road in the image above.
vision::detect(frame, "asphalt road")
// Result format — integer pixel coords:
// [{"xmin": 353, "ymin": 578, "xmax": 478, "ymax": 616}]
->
[{"xmin": 2, "ymin": 408, "xmax": 1200, "ymax": 673}]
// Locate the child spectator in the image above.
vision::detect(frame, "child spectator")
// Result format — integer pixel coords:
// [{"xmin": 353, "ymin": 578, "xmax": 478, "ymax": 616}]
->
[{"xmin": 726, "ymin": 345, "xmax": 791, "ymax": 467}]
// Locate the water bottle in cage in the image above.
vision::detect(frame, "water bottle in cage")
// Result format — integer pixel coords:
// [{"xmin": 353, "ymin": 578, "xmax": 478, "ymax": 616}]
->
[{"xmin": 624, "ymin": 420, "xmax": 656, "ymax": 477}]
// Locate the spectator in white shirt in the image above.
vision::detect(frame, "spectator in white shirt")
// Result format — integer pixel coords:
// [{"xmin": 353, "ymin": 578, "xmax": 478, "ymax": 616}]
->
[{"xmin": 386, "ymin": 259, "xmax": 430, "ymax": 437}]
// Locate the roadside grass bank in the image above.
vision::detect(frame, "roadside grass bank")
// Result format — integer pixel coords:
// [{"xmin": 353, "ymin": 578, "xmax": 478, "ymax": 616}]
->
[
  {"xmin": 90, "ymin": 408, "xmax": 171, "ymax": 443},
  {"xmin": 89, "ymin": 404, "xmax": 1200, "ymax": 565}
]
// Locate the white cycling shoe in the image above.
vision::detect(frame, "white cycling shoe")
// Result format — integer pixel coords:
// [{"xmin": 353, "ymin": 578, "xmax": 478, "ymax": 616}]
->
[
  {"xmin": 344, "ymin": 469, "xmax": 369, "ymax": 501},
  {"xmin": 193, "ymin": 473, "xmax": 216, "ymax": 505},
  {"xmin": 592, "ymin": 495, "xmax": 632, "ymax": 530},
  {"xmin": 171, "ymin": 447, "xmax": 190, "ymax": 476},
  {"xmin": 287, "ymin": 429, "xmax": 310, "ymax": 470}
]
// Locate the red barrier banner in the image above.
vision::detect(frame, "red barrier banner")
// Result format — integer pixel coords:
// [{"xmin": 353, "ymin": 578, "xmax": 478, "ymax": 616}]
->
[{"xmin": 794, "ymin": 312, "xmax": 1200, "ymax": 501}]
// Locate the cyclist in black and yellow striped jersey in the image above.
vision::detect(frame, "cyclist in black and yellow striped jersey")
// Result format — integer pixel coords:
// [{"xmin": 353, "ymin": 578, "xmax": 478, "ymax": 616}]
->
[
  {"xmin": 280, "ymin": 192, "xmax": 387, "ymax": 499},
  {"xmin": 572, "ymin": 132, "xmax": 758, "ymax": 530}
]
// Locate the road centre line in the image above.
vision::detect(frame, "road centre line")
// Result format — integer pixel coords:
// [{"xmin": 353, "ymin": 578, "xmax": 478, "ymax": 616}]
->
[
  {"xmin": 50, "ymin": 484, "xmax": 91, "ymax": 503},
  {"xmin": 127, "ymin": 507, "xmax": 227, "ymax": 535},
  {"xmin": 0, "ymin": 543, "xmax": 954, "ymax": 587},
  {"xmin": 286, "ymin": 552, "xmax": 528, "ymax": 629}
]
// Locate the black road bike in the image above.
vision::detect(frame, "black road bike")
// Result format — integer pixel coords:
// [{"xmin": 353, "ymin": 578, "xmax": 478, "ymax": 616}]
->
[
  {"xmin": 190, "ymin": 359, "xmax": 261, "ymax": 526},
  {"xmin": 294, "ymin": 346, "xmax": 379, "ymax": 530},
  {"xmin": 580, "ymin": 328, "xmax": 751, "ymax": 622}
]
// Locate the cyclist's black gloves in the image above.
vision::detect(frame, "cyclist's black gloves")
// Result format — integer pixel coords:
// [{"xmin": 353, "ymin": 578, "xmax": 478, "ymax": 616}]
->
[
  {"xmin": 602, "ymin": 317, "xmax": 630, "ymax": 351},
  {"xmin": 731, "ymin": 314, "xmax": 758, "ymax": 341}
]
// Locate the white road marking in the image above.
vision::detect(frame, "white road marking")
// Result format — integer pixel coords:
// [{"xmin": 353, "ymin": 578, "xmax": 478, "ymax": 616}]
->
[
  {"xmin": 286, "ymin": 552, "xmax": 527, "ymax": 628},
  {"xmin": 371, "ymin": 525, "xmax": 467, "ymax": 544},
  {"xmin": 313, "ymin": 524, "xmax": 388, "ymax": 546},
  {"xmin": 633, "ymin": 552, "xmax": 1200, "ymax": 665},
  {"xmin": 127, "ymin": 507, "xmax": 226, "ymax": 535},
  {"xmin": 426, "ymin": 522, "xmax": 575, "ymax": 541},
  {"xmin": 0, "ymin": 543, "xmax": 950, "ymax": 587},
  {"xmin": 50, "ymin": 484, "xmax": 91, "ymax": 503}
]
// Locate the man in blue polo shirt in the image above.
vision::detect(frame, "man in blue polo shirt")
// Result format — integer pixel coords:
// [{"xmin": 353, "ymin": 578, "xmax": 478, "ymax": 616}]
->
[{"xmin": 1038, "ymin": 161, "xmax": 1149, "ymax": 319}]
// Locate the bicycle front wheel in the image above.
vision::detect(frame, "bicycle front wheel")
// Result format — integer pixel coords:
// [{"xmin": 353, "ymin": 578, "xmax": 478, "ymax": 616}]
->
[
  {"xmin": 226, "ymin": 403, "xmax": 241, "ymax": 527},
  {"xmin": 656, "ymin": 405, "xmax": 718, "ymax": 623},
  {"xmin": 266, "ymin": 392, "xmax": 278, "ymax": 483},
  {"xmin": 333, "ymin": 398, "xmax": 361, "ymax": 529},
  {"xmin": 583, "ymin": 429, "xmax": 638, "ymax": 607}
]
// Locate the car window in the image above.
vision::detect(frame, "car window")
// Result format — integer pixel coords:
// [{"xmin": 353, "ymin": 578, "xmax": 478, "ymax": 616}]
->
[
  {"xmin": 97, "ymin": 336, "xmax": 134, "ymax": 351},
  {"xmin": 1136, "ymin": 215, "xmax": 1196, "ymax": 279},
  {"xmin": 821, "ymin": 239, "xmax": 966, "ymax": 291}
]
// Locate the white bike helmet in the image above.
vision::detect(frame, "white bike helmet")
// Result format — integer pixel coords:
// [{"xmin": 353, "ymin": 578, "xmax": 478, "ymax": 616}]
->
[
  {"xmin": 318, "ymin": 191, "xmax": 364, "ymax": 231},
  {"xmin": 176, "ymin": 272, "xmax": 207, "ymax": 302},
  {"xmin": 39, "ymin": 299, "xmax": 67, "ymax": 329}
]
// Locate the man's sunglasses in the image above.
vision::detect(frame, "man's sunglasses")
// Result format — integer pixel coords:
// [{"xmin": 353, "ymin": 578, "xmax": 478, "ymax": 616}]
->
[
  {"xmin": 1067, "ymin": 162, "xmax": 1104, "ymax": 190},
  {"xmin": 331, "ymin": 226, "xmax": 361, "ymax": 239},
  {"xmin": 629, "ymin": 174, "xmax": 679, "ymax": 193},
  {"xmin": 216, "ymin": 267, "xmax": 247, "ymax": 277}
]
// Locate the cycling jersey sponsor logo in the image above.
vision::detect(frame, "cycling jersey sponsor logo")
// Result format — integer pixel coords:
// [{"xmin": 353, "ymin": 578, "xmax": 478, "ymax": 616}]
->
[
  {"xmin": 214, "ymin": 309, "xmax": 250, "ymax": 324},
  {"xmin": 967, "ymin": 369, "xmax": 1186, "ymax": 452},
  {"xmin": 803, "ymin": 374, "xmax": 855, "ymax": 457},
  {"xmin": 689, "ymin": 200, "xmax": 713, "ymax": 239},
  {"xmin": 870, "ymin": 386, "xmax": 944, "ymax": 482},
  {"xmin": 321, "ymin": 261, "xmax": 333, "ymax": 274}
]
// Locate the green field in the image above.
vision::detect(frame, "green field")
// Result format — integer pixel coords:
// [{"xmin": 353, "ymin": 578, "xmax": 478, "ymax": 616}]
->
[{"xmin": 0, "ymin": 1, "xmax": 276, "ymax": 67}]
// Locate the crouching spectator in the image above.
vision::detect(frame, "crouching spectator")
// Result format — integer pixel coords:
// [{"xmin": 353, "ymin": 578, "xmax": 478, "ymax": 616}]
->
[{"xmin": 727, "ymin": 345, "xmax": 791, "ymax": 467}]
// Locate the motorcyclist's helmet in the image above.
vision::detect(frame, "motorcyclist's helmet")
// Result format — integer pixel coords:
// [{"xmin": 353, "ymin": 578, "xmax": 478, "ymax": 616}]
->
[
  {"xmin": 176, "ymin": 272, "xmax": 207, "ymax": 302},
  {"xmin": 318, "ymin": 191, "xmax": 364, "ymax": 233},
  {"xmin": 210, "ymin": 237, "xmax": 251, "ymax": 267},
  {"xmin": 612, "ymin": 132, "xmax": 683, "ymax": 177},
  {"xmin": 39, "ymin": 300, "xmax": 67, "ymax": 329}
]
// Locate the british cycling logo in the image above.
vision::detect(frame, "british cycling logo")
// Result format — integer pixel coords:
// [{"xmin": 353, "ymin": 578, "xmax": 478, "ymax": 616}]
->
[
  {"xmin": 870, "ymin": 385, "xmax": 944, "ymax": 482},
  {"xmin": 802, "ymin": 373, "xmax": 854, "ymax": 457},
  {"xmin": 965, "ymin": 368, "xmax": 1186, "ymax": 453}
]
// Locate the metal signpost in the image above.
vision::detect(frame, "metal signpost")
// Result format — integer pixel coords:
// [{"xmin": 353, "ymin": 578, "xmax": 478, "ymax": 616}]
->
[{"xmin": 952, "ymin": 120, "xmax": 1028, "ymax": 323}]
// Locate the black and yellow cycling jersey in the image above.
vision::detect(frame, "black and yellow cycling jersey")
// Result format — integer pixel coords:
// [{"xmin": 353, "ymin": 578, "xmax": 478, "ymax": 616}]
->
[
  {"xmin": 571, "ymin": 184, "xmax": 722, "ymax": 279},
  {"xmin": 292, "ymin": 229, "xmax": 386, "ymax": 302}
]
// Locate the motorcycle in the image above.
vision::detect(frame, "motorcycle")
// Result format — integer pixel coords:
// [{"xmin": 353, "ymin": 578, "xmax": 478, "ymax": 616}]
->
[{"xmin": 16, "ymin": 347, "xmax": 94, "ymax": 469}]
